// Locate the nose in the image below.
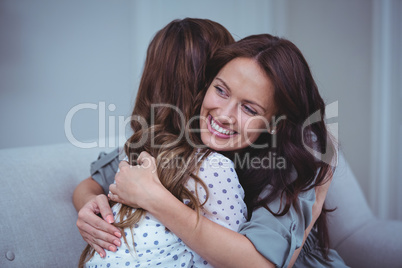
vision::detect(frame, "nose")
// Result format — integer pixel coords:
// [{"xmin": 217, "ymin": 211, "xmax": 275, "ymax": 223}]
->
[{"xmin": 216, "ymin": 101, "xmax": 238, "ymax": 126}]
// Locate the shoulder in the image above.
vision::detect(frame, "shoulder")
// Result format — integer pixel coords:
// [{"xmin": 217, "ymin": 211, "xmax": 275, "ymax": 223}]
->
[
  {"xmin": 197, "ymin": 152, "xmax": 237, "ymax": 180},
  {"xmin": 90, "ymin": 147, "xmax": 123, "ymax": 193},
  {"xmin": 91, "ymin": 148, "xmax": 122, "ymax": 171},
  {"xmin": 196, "ymin": 151, "xmax": 243, "ymax": 197}
]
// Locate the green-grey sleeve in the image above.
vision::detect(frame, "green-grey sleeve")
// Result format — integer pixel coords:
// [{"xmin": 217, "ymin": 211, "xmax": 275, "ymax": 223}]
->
[
  {"xmin": 238, "ymin": 185, "xmax": 315, "ymax": 267},
  {"xmin": 90, "ymin": 148, "xmax": 121, "ymax": 194}
]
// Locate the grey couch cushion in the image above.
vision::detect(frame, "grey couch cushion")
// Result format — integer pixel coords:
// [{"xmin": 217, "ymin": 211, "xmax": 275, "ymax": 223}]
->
[{"xmin": 0, "ymin": 143, "xmax": 105, "ymax": 267}]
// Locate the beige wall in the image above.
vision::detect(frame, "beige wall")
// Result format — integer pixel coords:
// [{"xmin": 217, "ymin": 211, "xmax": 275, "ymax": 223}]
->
[{"xmin": 282, "ymin": 0, "xmax": 373, "ymax": 202}]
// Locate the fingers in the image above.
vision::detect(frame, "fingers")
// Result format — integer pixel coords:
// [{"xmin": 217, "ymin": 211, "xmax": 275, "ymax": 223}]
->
[
  {"xmin": 118, "ymin": 160, "xmax": 129, "ymax": 170},
  {"xmin": 109, "ymin": 183, "xmax": 117, "ymax": 195},
  {"xmin": 79, "ymin": 220, "xmax": 121, "ymax": 251},
  {"xmin": 91, "ymin": 243, "xmax": 106, "ymax": 258},
  {"xmin": 78, "ymin": 207, "xmax": 121, "ymax": 238},
  {"xmin": 108, "ymin": 184, "xmax": 122, "ymax": 202},
  {"xmin": 137, "ymin": 151, "xmax": 156, "ymax": 168},
  {"xmin": 77, "ymin": 215, "xmax": 121, "ymax": 258},
  {"xmin": 137, "ymin": 151, "xmax": 150, "ymax": 165},
  {"xmin": 94, "ymin": 194, "xmax": 115, "ymax": 224},
  {"xmin": 118, "ymin": 151, "xmax": 155, "ymax": 169},
  {"xmin": 109, "ymin": 186, "xmax": 139, "ymax": 208},
  {"xmin": 76, "ymin": 195, "xmax": 123, "ymax": 256},
  {"xmin": 108, "ymin": 191, "xmax": 120, "ymax": 203}
]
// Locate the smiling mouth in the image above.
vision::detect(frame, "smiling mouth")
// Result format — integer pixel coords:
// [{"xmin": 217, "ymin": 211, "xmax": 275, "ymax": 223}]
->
[{"xmin": 208, "ymin": 115, "xmax": 237, "ymax": 136}]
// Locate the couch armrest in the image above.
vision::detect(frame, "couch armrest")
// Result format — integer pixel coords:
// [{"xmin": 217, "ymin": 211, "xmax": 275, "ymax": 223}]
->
[
  {"xmin": 326, "ymin": 151, "xmax": 402, "ymax": 267},
  {"xmin": 336, "ymin": 219, "xmax": 402, "ymax": 268}
]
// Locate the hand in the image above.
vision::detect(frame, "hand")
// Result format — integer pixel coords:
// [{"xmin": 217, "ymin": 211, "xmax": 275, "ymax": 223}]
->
[
  {"xmin": 109, "ymin": 151, "xmax": 163, "ymax": 210},
  {"xmin": 76, "ymin": 194, "xmax": 122, "ymax": 258}
]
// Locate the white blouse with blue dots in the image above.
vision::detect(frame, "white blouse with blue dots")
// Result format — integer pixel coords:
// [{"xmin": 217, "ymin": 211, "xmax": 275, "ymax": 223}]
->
[{"xmin": 86, "ymin": 152, "xmax": 247, "ymax": 268}]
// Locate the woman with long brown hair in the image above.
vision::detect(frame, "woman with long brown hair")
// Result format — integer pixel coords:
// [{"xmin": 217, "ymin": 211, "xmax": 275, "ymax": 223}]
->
[{"xmin": 108, "ymin": 34, "xmax": 346, "ymax": 267}]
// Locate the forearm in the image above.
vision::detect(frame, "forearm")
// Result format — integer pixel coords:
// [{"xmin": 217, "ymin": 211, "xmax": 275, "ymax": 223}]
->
[
  {"xmin": 72, "ymin": 177, "xmax": 104, "ymax": 211},
  {"xmin": 147, "ymin": 188, "xmax": 274, "ymax": 268}
]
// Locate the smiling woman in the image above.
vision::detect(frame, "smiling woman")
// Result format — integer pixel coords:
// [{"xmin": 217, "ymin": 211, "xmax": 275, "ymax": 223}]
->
[
  {"xmin": 200, "ymin": 57, "xmax": 276, "ymax": 152},
  {"xmin": 108, "ymin": 34, "xmax": 347, "ymax": 268},
  {"xmin": 193, "ymin": 33, "xmax": 341, "ymax": 266}
]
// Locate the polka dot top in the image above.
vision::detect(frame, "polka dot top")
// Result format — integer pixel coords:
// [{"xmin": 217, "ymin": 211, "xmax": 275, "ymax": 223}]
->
[{"xmin": 85, "ymin": 152, "xmax": 247, "ymax": 268}]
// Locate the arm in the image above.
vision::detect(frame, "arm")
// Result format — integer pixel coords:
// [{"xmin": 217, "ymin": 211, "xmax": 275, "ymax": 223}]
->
[
  {"xmin": 110, "ymin": 158, "xmax": 274, "ymax": 268},
  {"xmin": 110, "ymin": 152, "xmax": 326, "ymax": 267},
  {"xmin": 72, "ymin": 176, "xmax": 104, "ymax": 211},
  {"xmin": 147, "ymin": 186, "xmax": 275, "ymax": 268}
]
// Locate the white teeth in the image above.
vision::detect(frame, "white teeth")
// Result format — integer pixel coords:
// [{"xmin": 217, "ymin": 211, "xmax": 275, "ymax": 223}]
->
[{"xmin": 210, "ymin": 118, "xmax": 235, "ymax": 135}]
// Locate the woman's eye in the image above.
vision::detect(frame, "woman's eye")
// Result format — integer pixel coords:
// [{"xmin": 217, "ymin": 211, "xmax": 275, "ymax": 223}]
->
[
  {"xmin": 215, "ymin": 86, "xmax": 227, "ymax": 97},
  {"xmin": 243, "ymin": 105, "xmax": 258, "ymax": 116}
]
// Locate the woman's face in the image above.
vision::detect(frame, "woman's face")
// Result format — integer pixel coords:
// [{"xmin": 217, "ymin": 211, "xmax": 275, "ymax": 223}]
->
[{"xmin": 200, "ymin": 57, "xmax": 276, "ymax": 152}]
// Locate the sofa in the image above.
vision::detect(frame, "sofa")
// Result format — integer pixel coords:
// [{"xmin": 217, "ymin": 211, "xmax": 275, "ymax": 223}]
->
[{"xmin": 0, "ymin": 142, "xmax": 401, "ymax": 267}]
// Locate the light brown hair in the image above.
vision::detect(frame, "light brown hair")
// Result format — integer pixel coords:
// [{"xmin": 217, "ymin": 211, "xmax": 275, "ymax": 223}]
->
[{"xmin": 79, "ymin": 18, "xmax": 234, "ymax": 266}]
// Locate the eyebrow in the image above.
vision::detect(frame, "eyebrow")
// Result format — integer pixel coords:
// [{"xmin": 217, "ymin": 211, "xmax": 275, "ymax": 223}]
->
[{"xmin": 215, "ymin": 77, "xmax": 267, "ymax": 113}]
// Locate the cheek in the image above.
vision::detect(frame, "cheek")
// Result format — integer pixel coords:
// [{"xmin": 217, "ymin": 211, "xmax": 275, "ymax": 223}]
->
[
  {"xmin": 202, "ymin": 90, "xmax": 215, "ymax": 110},
  {"xmin": 240, "ymin": 118, "xmax": 267, "ymax": 140},
  {"xmin": 201, "ymin": 87, "xmax": 225, "ymax": 113}
]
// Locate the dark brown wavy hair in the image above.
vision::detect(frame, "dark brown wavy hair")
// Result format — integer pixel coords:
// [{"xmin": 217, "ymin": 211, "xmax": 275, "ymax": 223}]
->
[
  {"xmin": 79, "ymin": 18, "xmax": 234, "ymax": 266},
  {"xmin": 193, "ymin": 34, "xmax": 337, "ymax": 259}
]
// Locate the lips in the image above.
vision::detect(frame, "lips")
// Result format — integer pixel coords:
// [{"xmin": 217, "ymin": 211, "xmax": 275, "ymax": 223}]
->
[{"xmin": 207, "ymin": 115, "xmax": 237, "ymax": 139}]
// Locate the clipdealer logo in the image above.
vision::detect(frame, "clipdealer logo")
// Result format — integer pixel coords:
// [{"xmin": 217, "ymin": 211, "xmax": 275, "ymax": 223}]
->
[
  {"xmin": 64, "ymin": 102, "xmax": 132, "ymax": 149},
  {"xmin": 64, "ymin": 101, "xmax": 339, "ymax": 168}
]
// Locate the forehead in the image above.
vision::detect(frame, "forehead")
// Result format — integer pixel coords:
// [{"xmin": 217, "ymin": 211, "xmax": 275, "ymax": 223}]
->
[{"xmin": 216, "ymin": 57, "xmax": 275, "ymax": 115}]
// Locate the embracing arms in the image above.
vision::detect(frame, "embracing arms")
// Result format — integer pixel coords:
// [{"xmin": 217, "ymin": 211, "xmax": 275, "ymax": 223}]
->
[
  {"xmin": 109, "ymin": 155, "xmax": 274, "ymax": 268},
  {"xmin": 108, "ymin": 152, "xmax": 331, "ymax": 267},
  {"xmin": 73, "ymin": 150, "xmax": 330, "ymax": 266}
]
